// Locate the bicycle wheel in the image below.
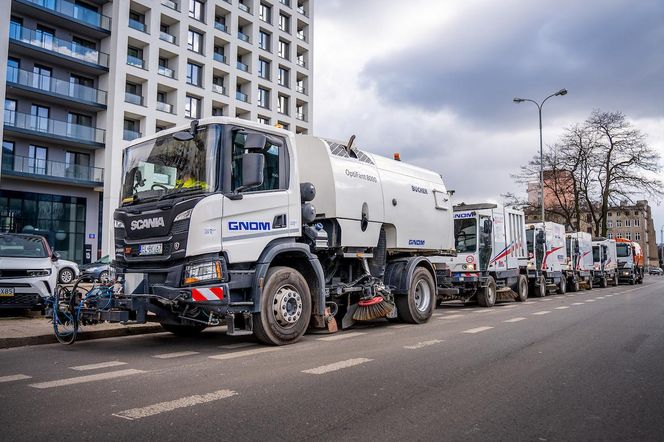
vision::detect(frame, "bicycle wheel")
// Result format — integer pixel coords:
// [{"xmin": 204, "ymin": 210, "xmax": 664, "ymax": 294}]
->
[{"xmin": 52, "ymin": 286, "xmax": 78, "ymax": 345}]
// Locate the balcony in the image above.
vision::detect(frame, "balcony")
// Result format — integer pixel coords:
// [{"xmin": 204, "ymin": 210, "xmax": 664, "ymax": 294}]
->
[
  {"xmin": 237, "ymin": 31, "xmax": 250, "ymax": 43},
  {"xmin": 160, "ymin": 31, "xmax": 176, "ymax": 44},
  {"xmin": 296, "ymin": 112, "xmax": 306, "ymax": 121},
  {"xmin": 238, "ymin": 3, "xmax": 251, "ymax": 14},
  {"xmin": 212, "ymin": 84, "xmax": 226, "ymax": 95},
  {"xmin": 127, "ymin": 54, "xmax": 145, "ymax": 69},
  {"xmin": 236, "ymin": 91, "xmax": 248, "ymax": 103},
  {"xmin": 158, "ymin": 65, "xmax": 175, "ymax": 78},
  {"xmin": 237, "ymin": 61, "xmax": 249, "ymax": 72},
  {"xmin": 128, "ymin": 18, "xmax": 147, "ymax": 33},
  {"xmin": 162, "ymin": 0, "xmax": 178, "ymax": 11},
  {"xmin": 280, "ymin": 0, "xmax": 291, "ymax": 7},
  {"xmin": 18, "ymin": 0, "xmax": 111, "ymax": 33},
  {"xmin": 156, "ymin": 101, "xmax": 173, "ymax": 114},
  {"xmin": 9, "ymin": 24, "xmax": 109, "ymax": 69},
  {"xmin": 123, "ymin": 130, "xmax": 142, "ymax": 141},
  {"xmin": 296, "ymin": 58, "xmax": 306, "ymax": 68},
  {"xmin": 1, "ymin": 154, "xmax": 103, "ymax": 186},
  {"xmin": 297, "ymin": 31, "xmax": 306, "ymax": 41},
  {"xmin": 297, "ymin": 5, "xmax": 307, "ymax": 16},
  {"xmin": 4, "ymin": 111, "xmax": 105, "ymax": 147},
  {"xmin": 296, "ymin": 85, "xmax": 306, "ymax": 94},
  {"xmin": 214, "ymin": 22, "xmax": 228, "ymax": 33},
  {"xmin": 214, "ymin": 52, "xmax": 227, "ymax": 64},
  {"xmin": 6, "ymin": 66, "xmax": 107, "ymax": 107},
  {"xmin": 124, "ymin": 92, "xmax": 144, "ymax": 106}
]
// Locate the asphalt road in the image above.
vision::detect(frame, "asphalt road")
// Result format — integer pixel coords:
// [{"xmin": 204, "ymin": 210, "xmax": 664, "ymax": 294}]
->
[{"xmin": 1, "ymin": 277, "xmax": 663, "ymax": 441}]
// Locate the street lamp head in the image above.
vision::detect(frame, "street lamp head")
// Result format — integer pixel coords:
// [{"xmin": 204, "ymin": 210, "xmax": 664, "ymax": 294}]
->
[
  {"xmin": 556, "ymin": 88, "xmax": 568, "ymax": 96},
  {"xmin": 513, "ymin": 97, "xmax": 525, "ymax": 103}
]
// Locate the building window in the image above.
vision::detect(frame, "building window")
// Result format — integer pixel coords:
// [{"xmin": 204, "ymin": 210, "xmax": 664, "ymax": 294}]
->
[
  {"xmin": 32, "ymin": 65, "xmax": 52, "ymax": 91},
  {"xmin": 607, "ymin": 233, "xmax": 613, "ymax": 239},
  {"xmin": 259, "ymin": 31, "xmax": 271, "ymax": 51},
  {"xmin": 257, "ymin": 115, "xmax": 270, "ymax": 125},
  {"xmin": 625, "ymin": 232, "xmax": 632, "ymax": 240},
  {"xmin": 4, "ymin": 99, "xmax": 17, "ymax": 125},
  {"xmin": 277, "ymin": 94, "xmax": 289, "ymax": 115},
  {"xmin": 65, "ymin": 151, "xmax": 90, "ymax": 179},
  {"xmin": 625, "ymin": 219, "xmax": 631, "ymax": 227},
  {"xmin": 616, "ymin": 220, "xmax": 622, "ymax": 228},
  {"xmin": 634, "ymin": 219, "xmax": 640, "ymax": 227},
  {"xmin": 7, "ymin": 58, "xmax": 20, "ymax": 83},
  {"xmin": 123, "ymin": 118, "xmax": 140, "ymax": 140},
  {"xmin": 189, "ymin": 0, "xmax": 205, "ymax": 21},
  {"xmin": 185, "ymin": 95, "xmax": 201, "ymax": 118},
  {"xmin": 279, "ymin": 13, "xmax": 290, "ymax": 32},
  {"xmin": 278, "ymin": 67, "xmax": 289, "ymax": 87},
  {"xmin": 30, "ymin": 104, "xmax": 50, "ymax": 132},
  {"xmin": 259, "ymin": 3, "xmax": 271, "ymax": 23},
  {"xmin": 127, "ymin": 46, "xmax": 144, "ymax": 67},
  {"xmin": 258, "ymin": 59, "xmax": 270, "ymax": 79},
  {"xmin": 607, "ymin": 212, "xmax": 612, "ymax": 217},
  {"xmin": 258, "ymin": 87, "xmax": 270, "ymax": 108},
  {"xmin": 186, "ymin": 62, "xmax": 202, "ymax": 86},
  {"xmin": 607, "ymin": 220, "xmax": 613, "ymax": 228},
  {"xmin": 188, "ymin": 29, "xmax": 204, "ymax": 53},
  {"xmin": 635, "ymin": 232, "xmax": 641, "ymax": 241},
  {"xmin": 28, "ymin": 145, "xmax": 47, "ymax": 174},
  {"xmin": 278, "ymin": 40, "xmax": 289, "ymax": 59}
]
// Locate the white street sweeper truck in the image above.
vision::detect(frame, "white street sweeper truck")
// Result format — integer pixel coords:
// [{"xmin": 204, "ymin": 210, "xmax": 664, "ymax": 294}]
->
[
  {"xmin": 564, "ymin": 231, "xmax": 594, "ymax": 291},
  {"xmin": 525, "ymin": 221, "xmax": 567, "ymax": 296},
  {"xmin": 592, "ymin": 237, "xmax": 618, "ymax": 287},
  {"xmin": 64, "ymin": 118, "xmax": 457, "ymax": 345}
]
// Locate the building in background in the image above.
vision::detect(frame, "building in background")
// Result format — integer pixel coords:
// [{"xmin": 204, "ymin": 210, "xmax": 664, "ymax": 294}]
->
[{"xmin": 0, "ymin": 0, "xmax": 314, "ymax": 263}]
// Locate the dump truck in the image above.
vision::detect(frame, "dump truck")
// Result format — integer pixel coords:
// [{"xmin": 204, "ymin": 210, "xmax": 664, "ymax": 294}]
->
[
  {"xmin": 433, "ymin": 203, "xmax": 529, "ymax": 307},
  {"xmin": 525, "ymin": 221, "xmax": 567, "ymax": 296},
  {"xmin": 564, "ymin": 232, "xmax": 594, "ymax": 291},
  {"xmin": 592, "ymin": 237, "xmax": 618, "ymax": 287},
  {"xmin": 615, "ymin": 238, "xmax": 644, "ymax": 285},
  {"xmin": 79, "ymin": 117, "xmax": 459, "ymax": 345}
]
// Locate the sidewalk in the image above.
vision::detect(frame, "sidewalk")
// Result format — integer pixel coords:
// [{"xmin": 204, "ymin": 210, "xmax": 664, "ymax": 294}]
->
[{"xmin": 0, "ymin": 314, "xmax": 164, "ymax": 348}]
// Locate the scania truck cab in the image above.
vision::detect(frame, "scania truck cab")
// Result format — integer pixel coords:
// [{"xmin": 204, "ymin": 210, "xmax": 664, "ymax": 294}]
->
[
  {"xmin": 592, "ymin": 237, "xmax": 618, "ymax": 287},
  {"xmin": 564, "ymin": 232, "xmax": 594, "ymax": 291},
  {"xmin": 525, "ymin": 221, "xmax": 567, "ymax": 296}
]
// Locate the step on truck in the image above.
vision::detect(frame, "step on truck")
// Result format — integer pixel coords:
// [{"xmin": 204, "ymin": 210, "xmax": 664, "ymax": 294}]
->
[
  {"xmin": 592, "ymin": 237, "xmax": 618, "ymax": 287},
  {"xmin": 564, "ymin": 232, "xmax": 594, "ymax": 291},
  {"xmin": 615, "ymin": 238, "xmax": 644, "ymax": 285},
  {"xmin": 83, "ymin": 118, "xmax": 458, "ymax": 345},
  {"xmin": 525, "ymin": 221, "xmax": 567, "ymax": 296},
  {"xmin": 433, "ymin": 203, "xmax": 529, "ymax": 307}
]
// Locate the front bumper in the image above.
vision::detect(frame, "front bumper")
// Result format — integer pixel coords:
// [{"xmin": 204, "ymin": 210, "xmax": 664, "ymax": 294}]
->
[{"xmin": 0, "ymin": 278, "xmax": 51, "ymax": 309}]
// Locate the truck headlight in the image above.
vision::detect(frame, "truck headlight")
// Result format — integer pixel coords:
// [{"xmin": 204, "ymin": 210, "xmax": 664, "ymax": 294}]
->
[
  {"xmin": 28, "ymin": 269, "xmax": 51, "ymax": 277},
  {"xmin": 114, "ymin": 220, "xmax": 125, "ymax": 229},
  {"xmin": 174, "ymin": 209, "xmax": 193, "ymax": 222},
  {"xmin": 184, "ymin": 260, "xmax": 222, "ymax": 285}
]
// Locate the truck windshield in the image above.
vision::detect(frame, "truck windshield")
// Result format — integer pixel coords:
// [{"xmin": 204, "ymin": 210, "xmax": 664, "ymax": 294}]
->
[
  {"xmin": 0, "ymin": 235, "xmax": 49, "ymax": 258},
  {"xmin": 120, "ymin": 124, "xmax": 221, "ymax": 204},
  {"xmin": 454, "ymin": 218, "xmax": 477, "ymax": 253},
  {"xmin": 592, "ymin": 246, "xmax": 600, "ymax": 262},
  {"xmin": 526, "ymin": 229, "xmax": 534, "ymax": 254},
  {"xmin": 616, "ymin": 244, "xmax": 630, "ymax": 258}
]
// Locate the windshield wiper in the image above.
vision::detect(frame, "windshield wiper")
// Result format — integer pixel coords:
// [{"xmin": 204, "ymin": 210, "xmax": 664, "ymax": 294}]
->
[{"xmin": 158, "ymin": 185, "xmax": 205, "ymax": 201}]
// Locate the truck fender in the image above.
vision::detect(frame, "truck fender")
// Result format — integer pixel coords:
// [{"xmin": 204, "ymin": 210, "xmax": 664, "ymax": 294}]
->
[
  {"xmin": 384, "ymin": 256, "xmax": 437, "ymax": 295},
  {"xmin": 251, "ymin": 241, "xmax": 326, "ymax": 316}
]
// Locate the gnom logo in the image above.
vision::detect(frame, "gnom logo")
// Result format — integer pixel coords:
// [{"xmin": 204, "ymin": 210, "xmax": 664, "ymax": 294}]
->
[
  {"xmin": 409, "ymin": 239, "xmax": 425, "ymax": 246},
  {"xmin": 228, "ymin": 221, "xmax": 271, "ymax": 231},
  {"xmin": 130, "ymin": 217, "xmax": 165, "ymax": 231}
]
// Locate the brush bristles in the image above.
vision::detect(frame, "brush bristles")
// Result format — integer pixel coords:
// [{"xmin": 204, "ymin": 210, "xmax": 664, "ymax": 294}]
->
[{"xmin": 352, "ymin": 299, "xmax": 395, "ymax": 321}]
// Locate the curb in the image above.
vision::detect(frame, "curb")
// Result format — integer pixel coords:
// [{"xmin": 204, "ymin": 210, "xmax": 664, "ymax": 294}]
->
[{"xmin": 0, "ymin": 324, "xmax": 165, "ymax": 349}]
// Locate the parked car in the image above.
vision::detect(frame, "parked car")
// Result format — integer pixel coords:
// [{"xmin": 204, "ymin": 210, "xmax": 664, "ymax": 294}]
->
[
  {"xmin": 53, "ymin": 258, "xmax": 80, "ymax": 284},
  {"xmin": 0, "ymin": 233, "xmax": 58, "ymax": 309},
  {"xmin": 79, "ymin": 255, "xmax": 111, "ymax": 282},
  {"xmin": 648, "ymin": 267, "xmax": 663, "ymax": 276}
]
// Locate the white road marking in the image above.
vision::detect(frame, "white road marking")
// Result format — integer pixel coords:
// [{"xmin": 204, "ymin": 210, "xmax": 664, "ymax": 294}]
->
[
  {"xmin": 539, "ymin": 298, "xmax": 552, "ymax": 302},
  {"xmin": 432, "ymin": 313, "xmax": 444, "ymax": 317},
  {"xmin": 596, "ymin": 297, "xmax": 605, "ymax": 299},
  {"xmin": 532, "ymin": 311, "xmax": 551, "ymax": 315},
  {"xmin": 30, "ymin": 369, "xmax": 146, "ymax": 389},
  {"xmin": 403, "ymin": 339, "xmax": 443, "ymax": 350},
  {"xmin": 586, "ymin": 299, "xmax": 596, "ymax": 302},
  {"xmin": 113, "ymin": 389, "xmax": 237, "ymax": 421},
  {"xmin": 554, "ymin": 306, "xmax": 570, "ymax": 310},
  {"xmin": 389, "ymin": 324, "xmax": 410, "ymax": 329},
  {"xmin": 462, "ymin": 326, "xmax": 494, "ymax": 334},
  {"xmin": 302, "ymin": 358, "xmax": 372, "ymax": 375},
  {"xmin": 316, "ymin": 332, "xmax": 367, "ymax": 341},
  {"xmin": 439, "ymin": 314, "xmax": 465, "ymax": 320},
  {"xmin": 0, "ymin": 374, "xmax": 32, "ymax": 383},
  {"xmin": 566, "ymin": 294, "xmax": 575, "ymax": 297},
  {"xmin": 209, "ymin": 347, "xmax": 280, "ymax": 360},
  {"xmin": 472, "ymin": 309, "xmax": 494, "ymax": 313},
  {"xmin": 572, "ymin": 302, "xmax": 584, "ymax": 306},
  {"xmin": 219, "ymin": 342, "xmax": 257, "ymax": 349},
  {"xmin": 69, "ymin": 361, "xmax": 127, "ymax": 371},
  {"xmin": 503, "ymin": 317, "xmax": 527, "ymax": 323},
  {"xmin": 606, "ymin": 294, "xmax": 614, "ymax": 297},
  {"xmin": 153, "ymin": 351, "xmax": 200, "ymax": 359}
]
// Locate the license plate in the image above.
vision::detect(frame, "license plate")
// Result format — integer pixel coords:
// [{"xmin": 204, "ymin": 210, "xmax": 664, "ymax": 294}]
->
[
  {"xmin": 139, "ymin": 243, "xmax": 163, "ymax": 256},
  {"xmin": 0, "ymin": 288, "xmax": 15, "ymax": 297}
]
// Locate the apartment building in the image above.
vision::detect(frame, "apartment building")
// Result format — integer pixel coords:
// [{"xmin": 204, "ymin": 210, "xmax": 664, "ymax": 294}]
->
[{"xmin": 0, "ymin": 0, "xmax": 314, "ymax": 263}]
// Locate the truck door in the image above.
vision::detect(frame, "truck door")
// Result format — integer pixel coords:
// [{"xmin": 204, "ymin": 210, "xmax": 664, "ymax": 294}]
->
[
  {"xmin": 535, "ymin": 228, "xmax": 545, "ymax": 271},
  {"xmin": 478, "ymin": 217, "xmax": 493, "ymax": 272}
]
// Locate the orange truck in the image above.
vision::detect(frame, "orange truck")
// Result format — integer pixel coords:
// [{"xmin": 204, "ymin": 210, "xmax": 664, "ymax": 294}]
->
[{"xmin": 615, "ymin": 238, "xmax": 644, "ymax": 284}]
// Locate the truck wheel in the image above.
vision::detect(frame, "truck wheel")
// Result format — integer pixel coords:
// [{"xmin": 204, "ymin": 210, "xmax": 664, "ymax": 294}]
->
[
  {"xmin": 161, "ymin": 323, "xmax": 207, "ymax": 337},
  {"xmin": 396, "ymin": 267, "xmax": 435, "ymax": 323},
  {"xmin": 476, "ymin": 276, "xmax": 497, "ymax": 307},
  {"xmin": 586, "ymin": 277, "xmax": 593, "ymax": 290},
  {"xmin": 515, "ymin": 275, "xmax": 528, "ymax": 302},
  {"xmin": 600, "ymin": 277, "xmax": 608, "ymax": 288},
  {"xmin": 569, "ymin": 278, "xmax": 579, "ymax": 292},
  {"xmin": 534, "ymin": 277, "xmax": 547, "ymax": 297},
  {"xmin": 613, "ymin": 274, "xmax": 619, "ymax": 286},
  {"xmin": 252, "ymin": 266, "xmax": 312, "ymax": 345},
  {"xmin": 558, "ymin": 277, "xmax": 567, "ymax": 294}
]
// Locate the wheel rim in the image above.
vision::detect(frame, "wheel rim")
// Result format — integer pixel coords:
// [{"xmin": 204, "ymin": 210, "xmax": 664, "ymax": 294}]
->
[
  {"xmin": 272, "ymin": 284, "xmax": 303, "ymax": 328},
  {"xmin": 414, "ymin": 279, "xmax": 432, "ymax": 313},
  {"xmin": 488, "ymin": 285, "xmax": 496, "ymax": 303},
  {"xmin": 60, "ymin": 269, "xmax": 73, "ymax": 284}
]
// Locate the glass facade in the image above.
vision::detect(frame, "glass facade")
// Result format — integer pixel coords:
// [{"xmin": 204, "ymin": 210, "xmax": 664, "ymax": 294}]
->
[{"xmin": 0, "ymin": 190, "xmax": 86, "ymax": 262}]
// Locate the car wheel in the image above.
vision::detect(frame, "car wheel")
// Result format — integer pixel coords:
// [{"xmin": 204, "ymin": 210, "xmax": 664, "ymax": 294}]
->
[
  {"xmin": 58, "ymin": 268, "xmax": 75, "ymax": 284},
  {"xmin": 98, "ymin": 270, "xmax": 110, "ymax": 282}
]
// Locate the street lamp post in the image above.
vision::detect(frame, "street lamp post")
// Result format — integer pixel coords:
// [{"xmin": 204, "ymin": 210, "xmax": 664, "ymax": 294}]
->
[{"xmin": 513, "ymin": 88, "xmax": 568, "ymax": 225}]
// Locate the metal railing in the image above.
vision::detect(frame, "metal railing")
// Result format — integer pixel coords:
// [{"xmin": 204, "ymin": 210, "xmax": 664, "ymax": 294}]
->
[
  {"xmin": 124, "ymin": 92, "xmax": 144, "ymax": 106},
  {"xmin": 238, "ymin": 2, "xmax": 251, "ymax": 13},
  {"xmin": 9, "ymin": 23, "xmax": 109, "ymax": 67},
  {"xmin": 156, "ymin": 101, "xmax": 173, "ymax": 114},
  {"xmin": 128, "ymin": 18, "xmax": 146, "ymax": 33},
  {"xmin": 162, "ymin": 0, "xmax": 178, "ymax": 11},
  {"xmin": 212, "ymin": 84, "xmax": 227, "ymax": 95},
  {"xmin": 213, "ymin": 52, "xmax": 227, "ymax": 64},
  {"xmin": 4, "ymin": 111, "xmax": 105, "ymax": 144},
  {"xmin": 296, "ymin": 58, "xmax": 306, "ymax": 68},
  {"xmin": 237, "ymin": 31, "xmax": 250, "ymax": 42},
  {"xmin": 21, "ymin": 0, "xmax": 112, "ymax": 31},
  {"xmin": 237, "ymin": 61, "xmax": 249, "ymax": 72},
  {"xmin": 127, "ymin": 54, "xmax": 145, "ymax": 69},
  {"xmin": 6, "ymin": 66, "xmax": 107, "ymax": 105},
  {"xmin": 123, "ymin": 130, "xmax": 142, "ymax": 141},
  {"xmin": 158, "ymin": 65, "xmax": 175, "ymax": 78},
  {"xmin": 296, "ymin": 112, "xmax": 306, "ymax": 121},
  {"xmin": 297, "ymin": 31, "xmax": 306, "ymax": 41},
  {"xmin": 214, "ymin": 22, "xmax": 228, "ymax": 33},
  {"xmin": 296, "ymin": 85, "xmax": 306, "ymax": 94},
  {"xmin": 1, "ymin": 154, "xmax": 103, "ymax": 183},
  {"xmin": 236, "ymin": 91, "xmax": 248, "ymax": 102},
  {"xmin": 159, "ymin": 31, "xmax": 176, "ymax": 44}
]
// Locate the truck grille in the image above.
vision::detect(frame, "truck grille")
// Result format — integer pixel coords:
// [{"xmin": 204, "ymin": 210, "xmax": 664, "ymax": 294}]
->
[{"xmin": 171, "ymin": 219, "xmax": 189, "ymax": 235}]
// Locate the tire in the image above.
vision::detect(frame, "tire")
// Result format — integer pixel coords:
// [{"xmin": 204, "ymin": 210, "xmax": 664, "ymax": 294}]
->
[
  {"xmin": 569, "ymin": 278, "xmax": 579, "ymax": 292},
  {"xmin": 52, "ymin": 286, "xmax": 78, "ymax": 345},
  {"xmin": 558, "ymin": 276, "xmax": 567, "ymax": 294},
  {"xmin": 534, "ymin": 277, "xmax": 547, "ymax": 297},
  {"xmin": 515, "ymin": 275, "xmax": 528, "ymax": 302},
  {"xmin": 396, "ymin": 267, "xmax": 436, "ymax": 323},
  {"xmin": 58, "ymin": 268, "xmax": 75, "ymax": 284},
  {"xmin": 98, "ymin": 270, "xmax": 109, "ymax": 282},
  {"xmin": 600, "ymin": 277, "xmax": 608, "ymax": 289},
  {"xmin": 613, "ymin": 274, "xmax": 619, "ymax": 286},
  {"xmin": 252, "ymin": 266, "xmax": 312, "ymax": 345},
  {"xmin": 161, "ymin": 323, "xmax": 207, "ymax": 337},
  {"xmin": 476, "ymin": 276, "xmax": 497, "ymax": 308},
  {"xmin": 586, "ymin": 277, "xmax": 593, "ymax": 290}
]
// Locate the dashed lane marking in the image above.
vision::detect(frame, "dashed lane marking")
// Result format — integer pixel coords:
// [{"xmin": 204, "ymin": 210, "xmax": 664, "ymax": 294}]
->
[
  {"xmin": 208, "ymin": 347, "xmax": 280, "ymax": 360},
  {"xmin": 572, "ymin": 302, "xmax": 584, "ymax": 306},
  {"xmin": 596, "ymin": 297, "xmax": 605, "ymax": 299},
  {"xmin": 0, "ymin": 374, "xmax": 32, "ymax": 383},
  {"xmin": 503, "ymin": 317, "xmax": 527, "ymax": 323},
  {"xmin": 539, "ymin": 298, "xmax": 552, "ymax": 302},
  {"xmin": 404, "ymin": 339, "xmax": 443, "ymax": 350},
  {"xmin": 432, "ymin": 313, "xmax": 444, "ymax": 317},
  {"xmin": 302, "ymin": 358, "xmax": 373, "ymax": 375},
  {"xmin": 532, "ymin": 311, "xmax": 551, "ymax": 315},
  {"xmin": 113, "ymin": 389, "xmax": 238, "ymax": 421},
  {"xmin": 566, "ymin": 294, "xmax": 575, "ymax": 297},
  {"xmin": 389, "ymin": 324, "xmax": 410, "ymax": 329},
  {"xmin": 153, "ymin": 351, "xmax": 200, "ymax": 359},
  {"xmin": 554, "ymin": 306, "xmax": 570, "ymax": 310},
  {"xmin": 438, "ymin": 314, "xmax": 465, "ymax": 320},
  {"xmin": 316, "ymin": 332, "xmax": 367, "ymax": 342},
  {"xmin": 219, "ymin": 342, "xmax": 257, "ymax": 349},
  {"xmin": 29, "ymin": 369, "xmax": 146, "ymax": 389},
  {"xmin": 462, "ymin": 326, "xmax": 494, "ymax": 334},
  {"xmin": 69, "ymin": 361, "xmax": 127, "ymax": 371},
  {"xmin": 606, "ymin": 295, "xmax": 614, "ymax": 297},
  {"xmin": 586, "ymin": 299, "xmax": 596, "ymax": 303}
]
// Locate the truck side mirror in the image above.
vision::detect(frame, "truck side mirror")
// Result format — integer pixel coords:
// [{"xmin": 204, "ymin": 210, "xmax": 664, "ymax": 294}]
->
[
  {"xmin": 51, "ymin": 251, "xmax": 61, "ymax": 262},
  {"xmin": 244, "ymin": 133, "xmax": 267, "ymax": 150},
  {"xmin": 237, "ymin": 153, "xmax": 264, "ymax": 193},
  {"xmin": 536, "ymin": 231, "xmax": 545, "ymax": 244}
]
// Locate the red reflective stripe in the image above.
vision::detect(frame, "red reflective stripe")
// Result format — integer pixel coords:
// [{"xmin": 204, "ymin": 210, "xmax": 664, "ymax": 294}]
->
[
  {"xmin": 192, "ymin": 289, "xmax": 207, "ymax": 301},
  {"xmin": 191, "ymin": 287, "xmax": 224, "ymax": 302},
  {"xmin": 209, "ymin": 287, "xmax": 224, "ymax": 299}
]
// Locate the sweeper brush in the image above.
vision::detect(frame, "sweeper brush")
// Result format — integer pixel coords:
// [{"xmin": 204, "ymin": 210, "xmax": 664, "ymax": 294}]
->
[{"xmin": 352, "ymin": 296, "xmax": 395, "ymax": 321}]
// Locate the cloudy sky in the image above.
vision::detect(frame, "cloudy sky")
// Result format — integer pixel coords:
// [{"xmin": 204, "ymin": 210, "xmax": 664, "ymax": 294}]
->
[{"xmin": 312, "ymin": 0, "xmax": 664, "ymax": 241}]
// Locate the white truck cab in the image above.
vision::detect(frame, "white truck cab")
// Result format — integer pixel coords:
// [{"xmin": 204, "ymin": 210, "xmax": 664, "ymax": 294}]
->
[
  {"xmin": 592, "ymin": 238, "xmax": 618, "ymax": 287},
  {"xmin": 564, "ymin": 232, "xmax": 594, "ymax": 291},
  {"xmin": 525, "ymin": 221, "xmax": 567, "ymax": 296}
]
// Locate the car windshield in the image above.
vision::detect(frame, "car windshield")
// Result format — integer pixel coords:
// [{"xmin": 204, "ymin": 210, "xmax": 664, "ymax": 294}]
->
[
  {"xmin": 121, "ymin": 124, "xmax": 221, "ymax": 204},
  {"xmin": 97, "ymin": 255, "xmax": 110, "ymax": 265},
  {"xmin": 454, "ymin": 218, "xmax": 477, "ymax": 253},
  {"xmin": 0, "ymin": 235, "xmax": 48, "ymax": 258},
  {"xmin": 616, "ymin": 244, "xmax": 630, "ymax": 258}
]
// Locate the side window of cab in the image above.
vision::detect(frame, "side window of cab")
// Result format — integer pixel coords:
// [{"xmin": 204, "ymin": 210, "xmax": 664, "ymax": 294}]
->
[{"xmin": 231, "ymin": 131, "xmax": 288, "ymax": 192}]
